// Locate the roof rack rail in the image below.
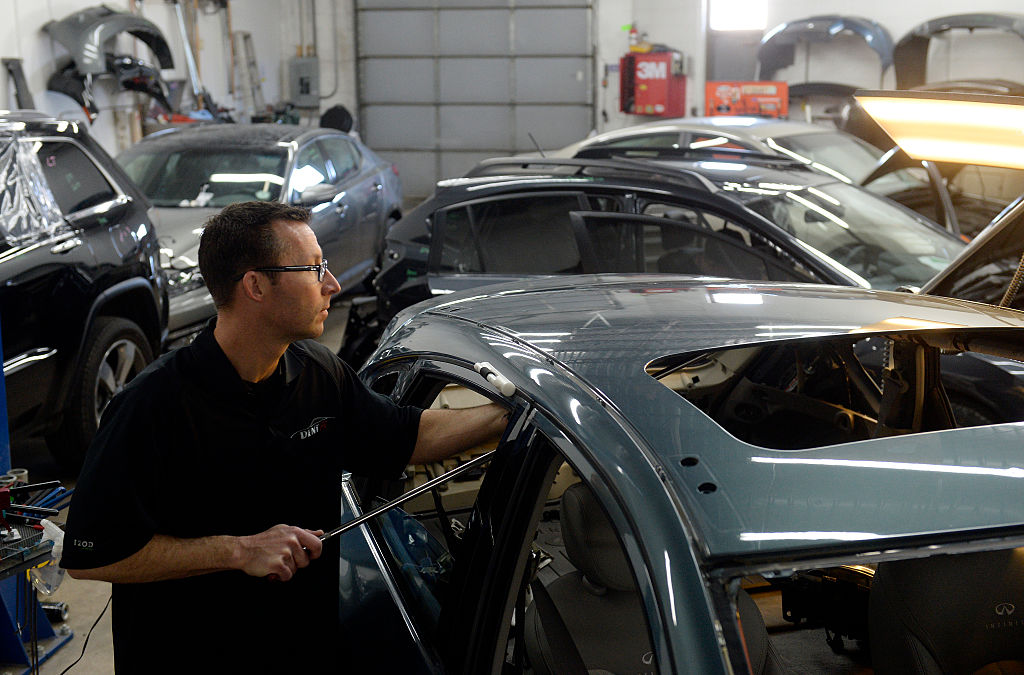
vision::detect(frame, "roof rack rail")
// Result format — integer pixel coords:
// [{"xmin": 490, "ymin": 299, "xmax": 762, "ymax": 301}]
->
[
  {"xmin": 573, "ymin": 145, "xmax": 808, "ymax": 168},
  {"xmin": 464, "ymin": 155, "xmax": 719, "ymax": 192}
]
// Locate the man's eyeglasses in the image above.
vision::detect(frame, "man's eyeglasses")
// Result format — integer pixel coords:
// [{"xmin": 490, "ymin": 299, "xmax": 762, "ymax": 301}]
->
[{"xmin": 237, "ymin": 259, "xmax": 330, "ymax": 283}]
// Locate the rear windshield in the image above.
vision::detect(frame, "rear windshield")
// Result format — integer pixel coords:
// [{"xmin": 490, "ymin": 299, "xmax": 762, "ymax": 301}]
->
[{"xmin": 118, "ymin": 146, "xmax": 288, "ymax": 207}]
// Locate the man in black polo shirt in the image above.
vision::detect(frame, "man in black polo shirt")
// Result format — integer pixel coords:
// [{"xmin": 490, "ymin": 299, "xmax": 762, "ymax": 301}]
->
[{"xmin": 61, "ymin": 201, "xmax": 508, "ymax": 672}]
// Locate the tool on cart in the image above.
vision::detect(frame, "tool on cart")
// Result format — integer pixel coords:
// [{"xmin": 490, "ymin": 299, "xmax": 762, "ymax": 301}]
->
[
  {"xmin": 319, "ymin": 450, "xmax": 497, "ymax": 545},
  {"xmin": 0, "ymin": 482, "xmax": 61, "ymax": 541}
]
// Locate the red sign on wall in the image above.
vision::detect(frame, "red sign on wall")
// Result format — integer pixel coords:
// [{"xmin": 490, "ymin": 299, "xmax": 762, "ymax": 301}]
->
[{"xmin": 705, "ymin": 81, "xmax": 788, "ymax": 118}]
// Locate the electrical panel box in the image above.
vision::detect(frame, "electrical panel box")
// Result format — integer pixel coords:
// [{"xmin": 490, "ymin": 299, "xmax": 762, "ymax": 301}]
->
[
  {"xmin": 705, "ymin": 81, "xmax": 789, "ymax": 118},
  {"xmin": 288, "ymin": 57, "xmax": 320, "ymax": 109},
  {"xmin": 619, "ymin": 52, "xmax": 686, "ymax": 117}
]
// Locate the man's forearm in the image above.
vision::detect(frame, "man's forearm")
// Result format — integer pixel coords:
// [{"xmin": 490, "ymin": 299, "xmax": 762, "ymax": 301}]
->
[
  {"xmin": 65, "ymin": 524, "xmax": 324, "ymax": 583},
  {"xmin": 66, "ymin": 534, "xmax": 239, "ymax": 583},
  {"xmin": 411, "ymin": 403, "xmax": 509, "ymax": 464}
]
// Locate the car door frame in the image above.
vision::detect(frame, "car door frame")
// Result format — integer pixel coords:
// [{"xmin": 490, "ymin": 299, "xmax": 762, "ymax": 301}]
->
[
  {"xmin": 319, "ymin": 132, "xmax": 383, "ymax": 281},
  {"xmin": 568, "ymin": 209, "xmax": 827, "ymax": 282},
  {"xmin": 425, "ymin": 190, "xmax": 590, "ymax": 294},
  {"xmin": 341, "ymin": 355, "xmax": 530, "ymax": 672}
]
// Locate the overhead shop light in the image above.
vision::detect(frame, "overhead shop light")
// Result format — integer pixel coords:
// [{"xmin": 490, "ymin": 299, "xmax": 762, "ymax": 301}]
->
[{"xmin": 855, "ymin": 89, "xmax": 1024, "ymax": 170}]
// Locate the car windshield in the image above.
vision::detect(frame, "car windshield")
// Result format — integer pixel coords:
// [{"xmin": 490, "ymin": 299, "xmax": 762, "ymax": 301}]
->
[
  {"xmin": 737, "ymin": 180, "xmax": 965, "ymax": 289},
  {"xmin": 118, "ymin": 145, "xmax": 288, "ymax": 207},
  {"xmin": 769, "ymin": 131, "xmax": 928, "ymax": 195}
]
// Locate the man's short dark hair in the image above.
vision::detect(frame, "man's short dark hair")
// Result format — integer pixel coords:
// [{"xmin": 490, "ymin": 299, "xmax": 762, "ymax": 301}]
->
[{"xmin": 198, "ymin": 201, "xmax": 311, "ymax": 307}]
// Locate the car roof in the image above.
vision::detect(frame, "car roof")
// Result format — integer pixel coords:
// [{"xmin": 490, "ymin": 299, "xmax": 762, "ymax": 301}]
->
[
  {"xmin": 434, "ymin": 154, "xmax": 833, "ymax": 202},
  {"xmin": 379, "ymin": 275, "xmax": 1024, "ymax": 560},
  {"xmin": 128, "ymin": 122, "xmax": 331, "ymax": 150},
  {"xmin": 0, "ymin": 111, "xmax": 85, "ymax": 134},
  {"xmin": 555, "ymin": 116, "xmax": 843, "ymax": 156}
]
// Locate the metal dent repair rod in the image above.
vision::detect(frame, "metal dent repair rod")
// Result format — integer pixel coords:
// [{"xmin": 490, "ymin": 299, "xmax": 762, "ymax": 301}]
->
[{"xmin": 319, "ymin": 449, "xmax": 497, "ymax": 544}]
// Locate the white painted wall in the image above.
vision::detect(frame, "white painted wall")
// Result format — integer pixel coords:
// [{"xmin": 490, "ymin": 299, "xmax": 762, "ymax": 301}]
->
[
  {"xmin": 5, "ymin": 1, "xmax": 1023, "ymax": 154},
  {"xmin": 761, "ymin": 1, "xmax": 1024, "ymax": 89},
  {"xmin": 595, "ymin": 0, "xmax": 707, "ymax": 134},
  {"xmin": 1, "ymin": 0, "xmax": 355, "ymax": 156}
]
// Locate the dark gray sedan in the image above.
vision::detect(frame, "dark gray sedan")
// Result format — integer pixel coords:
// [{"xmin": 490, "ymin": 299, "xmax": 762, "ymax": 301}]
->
[{"xmin": 117, "ymin": 123, "xmax": 402, "ymax": 346}]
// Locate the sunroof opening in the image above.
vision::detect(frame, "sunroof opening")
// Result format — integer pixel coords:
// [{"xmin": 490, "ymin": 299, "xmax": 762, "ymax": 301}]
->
[{"xmin": 648, "ymin": 329, "xmax": 1024, "ymax": 449}]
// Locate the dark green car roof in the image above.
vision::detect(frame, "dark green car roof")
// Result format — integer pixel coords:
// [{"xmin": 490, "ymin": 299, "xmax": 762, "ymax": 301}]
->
[{"xmin": 377, "ymin": 275, "xmax": 1024, "ymax": 562}]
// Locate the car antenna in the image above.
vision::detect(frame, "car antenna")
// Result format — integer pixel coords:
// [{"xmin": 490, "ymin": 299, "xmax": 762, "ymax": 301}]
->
[{"xmin": 527, "ymin": 132, "xmax": 546, "ymax": 158}]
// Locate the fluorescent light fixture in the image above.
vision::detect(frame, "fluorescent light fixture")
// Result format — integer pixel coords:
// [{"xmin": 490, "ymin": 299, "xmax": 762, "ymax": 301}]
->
[
  {"xmin": 709, "ymin": 0, "xmax": 767, "ymax": 31},
  {"xmin": 855, "ymin": 89, "xmax": 1024, "ymax": 170}
]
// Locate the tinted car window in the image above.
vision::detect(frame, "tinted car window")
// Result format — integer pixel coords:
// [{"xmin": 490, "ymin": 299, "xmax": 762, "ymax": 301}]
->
[
  {"xmin": 36, "ymin": 141, "xmax": 116, "ymax": 214},
  {"xmin": 319, "ymin": 136, "xmax": 361, "ymax": 183},
  {"xmin": 436, "ymin": 195, "xmax": 584, "ymax": 274},
  {"xmin": 642, "ymin": 203, "xmax": 819, "ymax": 281}
]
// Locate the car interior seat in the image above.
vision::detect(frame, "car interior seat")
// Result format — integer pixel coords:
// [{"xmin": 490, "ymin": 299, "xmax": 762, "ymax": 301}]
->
[
  {"xmin": 477, "ymin": 202, "xmax": 581, "ymax": 274},
  {"xmin": 869, "ymin": 547, "xmax": 1024, "ymax": 674},
  {"xmin": 656, "ymin": 214, "xmax": 705, "ymax": 274},
  {"xmin": 523, "ymin": 482, "xmax": 785, "ymax": 674}
]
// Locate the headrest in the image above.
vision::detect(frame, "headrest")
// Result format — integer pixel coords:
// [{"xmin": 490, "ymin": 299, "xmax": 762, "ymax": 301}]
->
[
  {"xmin": 870, "ymin": 547, "xmax": 1024, "ymax": 675},
  {"xmin": 560, "ymin": 483, "xmax": 634, "ymax": 592}
]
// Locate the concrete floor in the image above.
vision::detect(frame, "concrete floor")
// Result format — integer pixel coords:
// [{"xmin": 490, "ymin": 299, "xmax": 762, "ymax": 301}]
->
[{"xmin": 10, "ymin": 299, "xmax": 351, "ymax": 674}]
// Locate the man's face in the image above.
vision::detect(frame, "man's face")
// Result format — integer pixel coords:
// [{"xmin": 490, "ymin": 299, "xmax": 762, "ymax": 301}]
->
[{"xmin": 262, "ymin": 220, "xmax": 342, "ymax": 341}]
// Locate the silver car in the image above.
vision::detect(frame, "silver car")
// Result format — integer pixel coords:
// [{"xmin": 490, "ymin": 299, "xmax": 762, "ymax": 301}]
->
[
  {"xmin": 117, "ymin": 123, "xmax": 402, "ymax": 346},
  {"xmin": 548, "ymin": 116, "xmax": 1009, "ymax": 237}
]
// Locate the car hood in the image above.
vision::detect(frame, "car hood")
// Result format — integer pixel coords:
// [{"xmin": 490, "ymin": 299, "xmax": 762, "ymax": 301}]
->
[
  {"xmin": 152, "ymin": 206, "xmax": 219, "ymax": 269},
  {"xmin": 895, "ymin": 14, "xmax": 1024, "ymax": 89},
  {"xmin": 759, "ymin": 15, "xmax": 894, "ymax": 80}
]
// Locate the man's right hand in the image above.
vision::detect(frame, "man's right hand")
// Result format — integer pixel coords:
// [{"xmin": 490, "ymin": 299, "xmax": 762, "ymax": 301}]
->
[{"xmin": 237, "ymin": 524, "xmax": 324, "ymax": 581}]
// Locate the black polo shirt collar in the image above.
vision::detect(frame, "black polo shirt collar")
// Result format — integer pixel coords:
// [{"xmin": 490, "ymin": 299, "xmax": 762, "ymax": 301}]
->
[{"xmin": 189, "ymin": 319, "xmax": 304, "ymax": 396}]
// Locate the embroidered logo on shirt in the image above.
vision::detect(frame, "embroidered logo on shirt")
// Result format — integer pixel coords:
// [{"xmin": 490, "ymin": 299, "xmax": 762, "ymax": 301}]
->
[{"xmin": 291, "ymin": 416, "xmax": 334, "ymax": 440}]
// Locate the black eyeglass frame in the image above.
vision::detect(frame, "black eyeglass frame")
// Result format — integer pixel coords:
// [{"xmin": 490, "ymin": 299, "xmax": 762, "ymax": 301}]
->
[{"xmin": 235, "ymin": 259, "xmax": 329, "ymax": 283}]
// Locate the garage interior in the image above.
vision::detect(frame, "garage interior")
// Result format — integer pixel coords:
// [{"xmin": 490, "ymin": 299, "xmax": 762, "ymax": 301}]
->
[{"xmin": 3, "ymin": 0, "xmax": 1024, "ymax": 672}]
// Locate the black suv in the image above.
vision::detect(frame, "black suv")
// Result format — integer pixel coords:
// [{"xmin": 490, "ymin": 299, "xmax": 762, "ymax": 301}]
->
[
  {"xmin": 355, "ymin": 150, "xmax": 1024, "ymax": 425},
  {"xmin": 1, "ymin": 112, "xmax": 166, "ymax": 467},
  {"xmin": 371, "ymin": 152, "xmax": 963, "ymax": 325}
]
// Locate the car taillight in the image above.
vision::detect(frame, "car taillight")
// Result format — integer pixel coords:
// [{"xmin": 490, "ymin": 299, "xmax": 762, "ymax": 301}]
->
[{"xmin": 391, "ymin": 164, "xmax": 399, "ymax": 176}]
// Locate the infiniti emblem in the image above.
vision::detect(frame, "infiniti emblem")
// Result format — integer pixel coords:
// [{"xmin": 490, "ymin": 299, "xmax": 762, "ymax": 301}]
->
[{"xmin": 995, "ymin": 603, "xmax": 1016, "ymax": 616}]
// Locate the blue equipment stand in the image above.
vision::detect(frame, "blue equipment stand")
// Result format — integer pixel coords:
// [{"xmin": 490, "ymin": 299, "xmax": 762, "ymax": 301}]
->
[{"xmin": 0, "ymin": 319, "xmax": 73, "ymax": 671}]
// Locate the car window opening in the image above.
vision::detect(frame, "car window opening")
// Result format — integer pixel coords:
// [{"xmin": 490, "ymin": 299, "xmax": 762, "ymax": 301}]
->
[
  {"xmin": 354, "ymin": 366, "xmax": 1024, "ymax": 674},
  {"xmin": 650, "ymin": 329, "xmax": 1024, "ymax": 448}
]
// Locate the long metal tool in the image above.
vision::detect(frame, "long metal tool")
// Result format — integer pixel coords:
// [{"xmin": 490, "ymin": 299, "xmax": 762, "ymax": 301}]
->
[{"xmin": 320, "ymin": 449, "xmax": 496, "ymax": 543}]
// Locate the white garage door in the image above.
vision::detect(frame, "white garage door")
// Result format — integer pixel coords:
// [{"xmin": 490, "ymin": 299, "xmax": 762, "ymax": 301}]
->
[{"xmin": 356, "ymin": 0, "xmax": 594, "ymax": 200}]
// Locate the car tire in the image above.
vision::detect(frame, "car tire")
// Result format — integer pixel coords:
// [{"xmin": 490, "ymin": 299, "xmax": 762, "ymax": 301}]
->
[{"xmin": 47, "ymin": 317, "xmax": 153, "ymax": 468}]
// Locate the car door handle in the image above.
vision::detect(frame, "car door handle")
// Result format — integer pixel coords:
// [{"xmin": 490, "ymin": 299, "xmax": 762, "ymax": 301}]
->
[
  {"xmin": 373, "ymin": 183, "xmax": 383, "ymax": 192},
  {"xmin": 50, "ymin": 237, "xmax": 82, "ymax": 254},
  {"xmin": 335, "ymin": 203, "xmax": 348, "ymax": 217}
]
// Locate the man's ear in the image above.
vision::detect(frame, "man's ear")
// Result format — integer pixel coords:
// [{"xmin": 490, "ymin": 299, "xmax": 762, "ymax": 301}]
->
[{"xmin": 239, "ymin": 271, "xmax": 267, "ymax": 303}]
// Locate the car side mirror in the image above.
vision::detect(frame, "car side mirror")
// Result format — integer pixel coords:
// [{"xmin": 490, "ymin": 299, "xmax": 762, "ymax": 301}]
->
[
  {"xmin": 296, "ymin": 183, "xmax": 336, "ymax": 207},
  {"xmin": 65, "ymin": 195, "xmax": 132, "ymax": 228}
]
